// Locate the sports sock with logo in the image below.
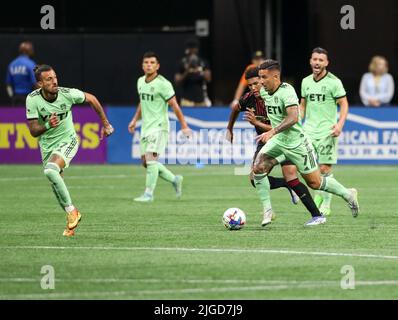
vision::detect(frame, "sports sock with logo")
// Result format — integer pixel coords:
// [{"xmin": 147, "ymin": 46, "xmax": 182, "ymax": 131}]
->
[{"xmin": 287, "ymin": 178, "xmax": 322, "ymax": 217}]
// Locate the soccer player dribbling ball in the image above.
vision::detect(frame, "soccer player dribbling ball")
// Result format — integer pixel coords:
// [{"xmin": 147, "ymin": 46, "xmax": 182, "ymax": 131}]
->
[
  {"xmin": 253, "ymin": 59, "xmax": 359, "ymax": 226},
  {"xmin": 128, "ymin": 52, "xmax": 192, "ymax": 202},
  {"xmin": 226, "ymin": 67, "xmax": 333, "ymax": 225},
  {"xmin": 26, "ymin": 64, "xmax": 114, "ymax": 237}
]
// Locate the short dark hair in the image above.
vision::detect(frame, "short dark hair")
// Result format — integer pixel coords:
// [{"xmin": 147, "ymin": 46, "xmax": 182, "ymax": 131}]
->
[
  {"xmin": 33, "ymin": 64, "xmax": 53, "ymax": 81},
  {"xmin": 245, "ymin": 67, "xmax": 259, "ymax": 80},
  {"xmin": 312, "ymin": 47, "xmax": 329, "ymax": 58},
  {"xmin": 259, "ymin": 59, "xmax": 280, "ymax": 71},
  {"xmin": 143, "ymin": 51, "xmax": 160, "ymax": 63}
]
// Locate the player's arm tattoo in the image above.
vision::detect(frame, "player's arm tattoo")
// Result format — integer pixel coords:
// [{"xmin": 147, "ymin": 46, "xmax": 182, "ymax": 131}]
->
[
  {"xmin": 27, "ymin": 119, "xmax": 47, "ymax": 137},
  {"xmin": 273, "ymin": 105, "xmax": 299, "ymax": 134}
]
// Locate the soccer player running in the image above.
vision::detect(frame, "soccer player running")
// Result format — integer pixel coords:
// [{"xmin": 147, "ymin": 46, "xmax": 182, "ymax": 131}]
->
[
  {"xmin": 26, "ymin": 64, "xmax": 114, "ymax": 237},
  {"xmin": 300, "ymin": 47, "xmax": 349, "ymax": 216},
  {"xmin": 253, "ymin": 59, "xmax": 359, "ymax": 226},
  {"xmin": 227, "ymin": 66, "xmax": 301, "ymax": 207},
  {"xmin": 128, "ymin": 52, "xmax": 192, "ymax": 202}
]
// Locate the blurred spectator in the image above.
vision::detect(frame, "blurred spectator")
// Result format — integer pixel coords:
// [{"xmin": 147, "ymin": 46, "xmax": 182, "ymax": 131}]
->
[
  {"xmin": 359, "ymin": 56, "xmax": 395, "ymax": 107},
  {"xmin": 5, "ymin": 41, "xmax": 37, "ymax": 106},
  {"xmin": 174, "ymin": 38, "xmax": 212, "ymax": 107},
  {"xmin": 230, "ymin": 50, "xmax": 266, "ymax": 109}
]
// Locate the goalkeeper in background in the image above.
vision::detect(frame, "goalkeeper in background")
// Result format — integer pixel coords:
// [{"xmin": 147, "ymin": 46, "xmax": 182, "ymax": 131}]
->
[{"xmin": 128, "ymin": 52, "xmax": 192, "ymax": 202}]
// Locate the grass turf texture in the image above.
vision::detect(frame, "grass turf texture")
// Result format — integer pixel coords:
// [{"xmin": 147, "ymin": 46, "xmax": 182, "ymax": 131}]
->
[{"xmin": 0, "ymin": 164, "xmax": 397, "ymax": 300}]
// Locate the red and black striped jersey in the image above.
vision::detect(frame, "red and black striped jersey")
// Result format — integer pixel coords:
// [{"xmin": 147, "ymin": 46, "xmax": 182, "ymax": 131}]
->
[{"xmin": 238, "ymin": 91, "xmax": 270, "ymax": 135}]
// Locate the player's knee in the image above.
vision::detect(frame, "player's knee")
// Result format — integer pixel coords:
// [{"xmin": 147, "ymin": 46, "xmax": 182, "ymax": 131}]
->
[
  {"xmin": 44, "ymin": 162, "xmax": 61, "ymax": 179},
  {"xmin": 145, "ymin": 152, "xmax": 158, "ymax": 162},
  {"xmin": 320, "ymin": 165, "xmax": 331, "ymax": 174},
  {"xmin": 307, "ymin": 179, "xmax": 321, "ymax": 190},
  {"xmin": 253, "ymin": 162, "xmax": 267, "ymax": 175}
]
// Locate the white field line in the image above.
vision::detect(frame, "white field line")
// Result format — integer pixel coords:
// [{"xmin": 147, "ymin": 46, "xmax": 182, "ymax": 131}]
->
[
  {"xmin": 1, "ymin": 280, "xmax": 398, "ymax": 299},
  {"xmin": 1, "ymin": 245, "xmax": 398, "ymax": 260},
  {"xmin": 1, "ymin": 278, "xmax": 398, "ymax": 286},
  {"xmin": 0, "ymin": 171, "xmax": 234, "ymax": 182}
]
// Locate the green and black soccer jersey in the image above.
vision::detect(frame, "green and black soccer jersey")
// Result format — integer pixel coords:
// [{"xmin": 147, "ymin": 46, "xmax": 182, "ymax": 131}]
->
[
  {"xmin": 301, "ymin": 72, "xmax": 346, "ymax": 139},
  {"xmin": 260, "ymin": 83, "xmax": 304, "ymax": 149},
  {"xmin": 137, "ymin": 75, "xmax": 175, "ymax": 138},
  {"xmin": 26, "ymin": 87, "xmax": 85, "ymax": 153},
  {"xmin": 259, "ymin": 83, "xmax": 318, "ymax": 174}
]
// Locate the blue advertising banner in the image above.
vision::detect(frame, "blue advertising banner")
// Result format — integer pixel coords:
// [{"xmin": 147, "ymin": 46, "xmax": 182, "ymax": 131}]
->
[
  {"xmin": 106, "ymin": 106, "xmax": 398, "ymax": 165},
  {"xmin": 106, "ymin": 107, "xmax": 256, "ymax": 165},
  {"xmin": 337, "ymin": 108, "xmax": 398, "ymax": 164}
]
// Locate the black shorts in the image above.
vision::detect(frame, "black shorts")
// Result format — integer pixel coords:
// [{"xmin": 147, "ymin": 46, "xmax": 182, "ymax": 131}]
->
[{"xmin": 252, "ymin": 143, "xmax": 294, "ymax": 166}]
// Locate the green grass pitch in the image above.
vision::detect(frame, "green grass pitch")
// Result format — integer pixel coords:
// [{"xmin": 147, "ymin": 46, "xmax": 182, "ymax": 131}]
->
[{"xmin": 0, "ymin": 164, "xmax": 397, "ymax": 299}]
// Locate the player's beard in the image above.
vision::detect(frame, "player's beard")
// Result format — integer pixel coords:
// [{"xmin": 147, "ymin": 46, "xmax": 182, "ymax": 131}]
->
[{"xmin": 44, "ymin": 86, "xmax": 58, "ymax": 97}]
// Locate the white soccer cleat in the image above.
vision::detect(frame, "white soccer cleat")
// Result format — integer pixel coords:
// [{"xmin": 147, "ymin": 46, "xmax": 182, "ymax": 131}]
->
[
  {"xmin": 261, "ymin": 209, "xmax": 274, "ymax": 227},
  {"xmin": 173, "ymin": 175, "xmax": 183, "ymax": 199},
  {"xmin": 347, "ymin": 188, "xmax": 359, "ymax": 218},
  {"xmin": 134, "ymin": 192, "xmax": 154, "ymax": 202},
  {"xmin": 304, "ymin": 215, "xmax": 326, "ymax": 226}
]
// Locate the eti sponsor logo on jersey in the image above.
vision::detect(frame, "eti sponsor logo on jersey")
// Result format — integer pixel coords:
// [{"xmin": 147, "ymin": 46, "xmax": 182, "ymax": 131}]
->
[
  {"xmin": 40, "ymin": 112, "xmax": 69, "ymax": 121},
  {"xmin": 266, "ymin": 105, "xmax": 282, "ymax": 114},
  {"xmin": 309, "ymin": 93, "xmax": 326, "ymax": 102},
  {"xmin": 140, "ymin": 93, "xmax": 154, "ymax": 101}
]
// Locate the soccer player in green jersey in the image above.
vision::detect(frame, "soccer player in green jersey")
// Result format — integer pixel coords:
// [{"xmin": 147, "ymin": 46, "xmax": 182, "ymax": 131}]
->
[
  {"xmin": 26, "ymin": 64, "xmax": 114, "ymax": 236},
  {"xmin": 253, "ymin": 59, "xmax": 359, "ymax": 226},
  {"xmin": 300, "ymin": 47, "xmax": 349, "ymax": 216},
  {"xmin": 128, "ymin": 52, "xmax": 192, "ymax": 202}
]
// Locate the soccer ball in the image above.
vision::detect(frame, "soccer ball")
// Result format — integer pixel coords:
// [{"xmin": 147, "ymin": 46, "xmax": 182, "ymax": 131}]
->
[{"xmin": 222, "ymin": 208, "xmax": 246, "ymax": 230}]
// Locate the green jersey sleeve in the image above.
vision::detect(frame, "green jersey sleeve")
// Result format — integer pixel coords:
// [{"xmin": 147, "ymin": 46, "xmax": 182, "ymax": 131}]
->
[
  {"xmin": 282, "ymin": 85, "xmax": 299, "ymax": 108},
  {"xmin": 332, "ymin": 79, "xmax": 346, "ymax": 99},
  {"xmin": 69, "ymin": 88, "xmax": 86, "ymax": 104},
  {"xmin": 26, "ymin": 95, "xmax": 38, "ymax": 119},
  {"xmin": 160, "ymin": 80, "xmax": 175, "ymax": 101},
  {"xmin": 137, "ymin": 78, "xmax": 141, "ymax": 101},
  {"xmin": 300, "ymin": 79, "xmax": 306, "ymax": 99}
]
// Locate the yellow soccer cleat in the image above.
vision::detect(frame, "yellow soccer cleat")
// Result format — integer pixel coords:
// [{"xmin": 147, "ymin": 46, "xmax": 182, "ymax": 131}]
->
[
  {"xmin": 62, "ymin": 228, "xmax": 75, "ymax": 237},
  {"xmin": 67, "ymin": 208, "xmax": 82, "ymax": 230}
]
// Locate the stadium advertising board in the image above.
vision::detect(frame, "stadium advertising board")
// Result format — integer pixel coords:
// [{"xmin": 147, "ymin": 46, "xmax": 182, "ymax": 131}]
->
[
  {"xmin": 0, "ymin": 107, "xmax": 107, "ymax": 163},
  {"xmin": 107, "ymin": 107, "xmax": 398, "ymax": 165},
  {"xmin": 106, "ymin": 107, "xmax": 256, "ymax": 165},
  {"xmin": 337, "ymin": 108, "xmax": 398, "ymax": 164}
]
